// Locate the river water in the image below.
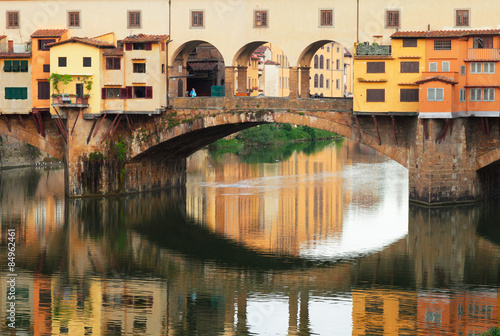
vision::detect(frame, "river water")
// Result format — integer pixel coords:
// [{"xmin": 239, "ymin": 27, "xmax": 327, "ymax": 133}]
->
[{"xmin": 0, "ymin": 139, "xmax": 499, "ymax": 335}]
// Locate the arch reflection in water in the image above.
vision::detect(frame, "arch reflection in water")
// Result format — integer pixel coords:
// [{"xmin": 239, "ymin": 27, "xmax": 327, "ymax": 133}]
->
[{"xmin": 1, "ymin": 140, "xmax": 500, "ymax": 335}]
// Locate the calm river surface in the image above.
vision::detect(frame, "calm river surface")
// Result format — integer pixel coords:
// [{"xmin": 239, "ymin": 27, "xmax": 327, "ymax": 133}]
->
[{"xmin": 0, "ymin": 139, "xmax": 499, "ymax": 335}]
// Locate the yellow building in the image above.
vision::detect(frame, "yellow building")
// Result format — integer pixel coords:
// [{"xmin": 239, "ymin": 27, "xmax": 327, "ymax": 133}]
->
[
  {"xmin": 48, "ymin": 34, "xmax": 116, "ymax": 117},
  {"xmin": 310, "ymin": 42, "xmax": 345, "ymax": 97},
  {"xmin": 0, "ymin": 35, "xmax": 32, "ymax": 114},
  {"xmin": 353, "ymin": 38, "xmax": 426, "ymax": 114}
]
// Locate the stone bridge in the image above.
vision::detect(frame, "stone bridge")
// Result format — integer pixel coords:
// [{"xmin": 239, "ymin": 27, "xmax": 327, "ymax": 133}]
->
[{"xmin": 1, "ymin": 96, "xmax": 500, "ymax": 204}]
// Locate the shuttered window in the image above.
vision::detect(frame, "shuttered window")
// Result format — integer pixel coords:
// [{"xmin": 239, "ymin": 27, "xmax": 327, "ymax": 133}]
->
[
  {"xmin": 459, "ymin": 89, "xmax": 466, "ymax": 102},
  {"xmin": 473, "ymin": 36, "xmax": 493, "ymax": 49},
  {"xmin": 366, "ymin": 89, "xmax": 385, "ymax": 102},
  {"xmin": 427, "ymin": 88, "xmax": 444, "ymax": 101},
  {"xmin": 456, "ymin": 10, "xmax": 469, "ymax": 27},
  {"xmin": 320, "ymin": 10, "xmax": 333, "ymax": 26},
  {"xmin": 5, "ymin": 87, "xmax": 28, "ymax": 100},
  {"xmin": 6, "ymin": 11, "xmax": 19, "ymax": 28},
  {"xmin": 470, "ymin": 88, "xmax": 482, "ymax": 101},
  {"xmin": 429, "ymin": 62, "xmax": 438, "ymax": 72},
  {"xmin": 385, "ymin": 10, "xmax": 399, "ymax": 28},
  {"xmin": 367, "ymin": 62, "xmax": 385, "ymax": 73},
  {"xmin": 132, "ymin": 86, "xmax": 153, "ymax": 99},
  {"xmin": 106, "ymin": 57, "xmax": 121, "ymax": 70},
  {"xmin": 400, "ymin": 89, "xmax": 419, "ymax": 102},
  {"xmin": 128, "ymin": 11, "xmax": 141, "ymax": 28},
  {"xmin": 442, "ymin": 61, "xmax": 450, "ymax": 72},
  {"xmin": 403, "ymin": 39, "xmax": 417, "ymax": 47},
  {"xmin": 58, "ymin": 57, "xmax": 67, "ymax": 67},
  {"xmin": 192, "ymin": 11, "xmax": 204, "ymax": 27},
  {"xmin": 68, "ymin": 11, "xmax": 80, "ymax": 28},
  {"xmin": 400, "ymin": 61, "xmax": 419, "ymax": 73},
  {"xmin": 38, "ymin": 81, "xmax": 50, "ymax": 100},
  {"xmin": 471, "ymin": 62, "xmax": 482, "ymax": 74},
  {"xmin": 83, "ymin": 57, "xmax": 91, "ymax": 67},
  {"xmin": 434, "ymin": 40, "xmax": 451, "ymax": 50},
  {"xmin": 3, "ymin": 60, "xmax": 11, "ymax": 72}
]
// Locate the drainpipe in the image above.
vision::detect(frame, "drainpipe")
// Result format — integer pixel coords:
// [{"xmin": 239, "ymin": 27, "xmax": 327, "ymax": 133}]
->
[
  {"xmin": 166, "ymin": 0, "xmax": 172, "ymax": 107},
  {"xmin": 356, "ymin": 0, "xmax": 359, "ymax": 43}
]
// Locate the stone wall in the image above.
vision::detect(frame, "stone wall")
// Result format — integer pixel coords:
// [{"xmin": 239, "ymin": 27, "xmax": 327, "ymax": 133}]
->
[{"xmin": 0, "ymin": 135, "xmax": 55, "ymax": 168}]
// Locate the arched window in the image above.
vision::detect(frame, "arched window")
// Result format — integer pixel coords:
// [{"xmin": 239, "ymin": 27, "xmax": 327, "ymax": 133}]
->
[
  {"xmin": 314, "ymin": 74, "xmax": 318, "ymax": 88},
  {"xmin": 320, "ymin": 55, "xmax": 324, "ymax": 69},
  {"xmin": 314, "ymin": 55, "xmax": 318, "ymax": 69},
  {"xmin": 320, "ymin": 74, "xmax": 324, "ymax": 88}
]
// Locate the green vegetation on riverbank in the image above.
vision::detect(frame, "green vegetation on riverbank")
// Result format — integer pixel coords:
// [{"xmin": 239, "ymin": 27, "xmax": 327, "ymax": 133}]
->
[
  {"xmin": 209, "ymin": 124, "xmax": 340, "ymax": 151},
  {"xmin": 481, "ymin": 327, "xmax": 500, "ymax": 336}
]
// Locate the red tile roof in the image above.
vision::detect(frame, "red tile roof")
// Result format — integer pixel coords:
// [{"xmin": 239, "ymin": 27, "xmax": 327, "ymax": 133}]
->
[
  {"xmin": 392, "ymin": 29, "xmax": 500, "ymax": 39},
  {"xmin": 0, "ymin": 35, "xmax": 6, "ymax": 41},
  {"xmin": 31, "ymin": 29, "xmax": 67, "ymax": 38},
  {"xmin": 187, "ymin": 61, "xmax": 218, "ymax": 71},
  {"xmin": 103, "ymin": 47, "xmax": 124, "ymax": 56},
  {"xmin": 264, "ymin": 60, "xmax": 280, "ymax": 65},
  {"xmin": 415, "ymin": 75, "xmax": 458, "ymax": 85},
  {"xmin": 254, "ymin": 45, "xmax": 269, "ymax": 54},
  {"xmin": 47, "ymin": 37, "xmax": 115, "ymax": 48},
  {"xmin": 354, "ymin": 55, "xmax": 394, "ymax": 60},
  {"xmin": 0, "ymin": 52, "xmax": 31, "ymax": 59},
  {"xmin": 123, "ymin": 34, "xmax": 169, "ymax": 43}
]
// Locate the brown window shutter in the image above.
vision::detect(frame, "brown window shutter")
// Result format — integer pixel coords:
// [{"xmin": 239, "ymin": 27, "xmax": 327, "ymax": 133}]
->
[
  {"xmin": 146, "ymin": 86, "xmax": 153, "ymax": 99},
  {"xmin": 127, "ymin": 86, "xmax": 133, "ymax": 98},
  {"xmin": 400, "ymin": 89, "xmax": 419, "ymax": 102},
  {"xmin": 145, "ymin": 43, "xmax": 152, "ymax": 51},
  {"xmin": 366, "ymin": 89, "xmax": 385, "ymax": 102},
  {"xmin": 120, "ymin": 88, "xmax": 128, "ymax": 99},
  {"xmin": 402, "ymin": 39, "xmax": 417, "ymax": 47},
  {"xmin": 367, "ymin": 62, "xmax": 385, "ymax": 73},
  {"xmin": 102, "ymin": 88, "xmax": 107, "ymax": 99},
  {"xmin": 125, "ymin": 43, "xmax": 132, "ymax": 51}
]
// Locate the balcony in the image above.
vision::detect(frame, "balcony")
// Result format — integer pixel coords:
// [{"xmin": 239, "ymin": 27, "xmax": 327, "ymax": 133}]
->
[
  {"xmin": 467, "ymin": 48, "xmax": 500, "ymax": 61},
  {"xmin": 52, "ymin": 94, "xmax": 89, "ymax": 108},
  {"xmin": 356, "ymin": 44, "xmax": 391, "ymax": 56},
  {"xmin": 0, "ymin": 42, "xmax": 30, "ymax": 54}
]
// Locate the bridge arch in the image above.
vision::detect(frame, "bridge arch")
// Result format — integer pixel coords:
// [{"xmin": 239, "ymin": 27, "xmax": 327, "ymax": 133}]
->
[
  {"xmin": 297, "ymin": 40, "xmax": 338, "ymax": 68},
  {"xmin": 128, "ymin": 111, "xmax": 409, "ymax": 168},
  {"xmin": 477, "ymin": 148, "xmax": 500, "ymax": 170},
  {"xmin": 0, "ymin": 120, "xmax": 64, "ymax": 161}
]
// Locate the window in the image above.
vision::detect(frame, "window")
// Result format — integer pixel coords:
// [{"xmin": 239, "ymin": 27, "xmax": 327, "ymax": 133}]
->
[
  {"xmin": 133, "ymin": 63, "xmax": 146, "ymax": 73},
  {"xmin": 191, "ymin": 11, "xmax": 204, "ymax": 28},
  {"xmin": 126, "ymin": 42, "xmax": 150, "ymax": 51},
  {"xmin": 326, "ymin": 79, "xmax": 329, "ymax": 89},
  {"xmin": 400, "ymin": 89, "xmax": 419, "ymax": 102},
  {"xmin": 106, "ymin": 57, "xmax": 121, "ymax": 70},
  {"xmin": 442, "ymin": 61, "xmax": 450, "ymax": 72},
  {"xmin": 38, "ymin": 39, "xmax": 55, "ymax": 51},
  {"xmin": 484, "ymin": 88, "xmax": 495, "ymax": 101},
  {"xmin": 434, "ymin": 40, "xmax": 452, "ymax": 50},
  {"xmin": 133, "ymin": 86, "xmax": 153, "ymax": 99},
  {"xmin": 403, "ymin": 39, "xmax": 417, "ymax": 47},
  {"xmin": 58, "ymin": 57, "xmax": 67, "ymax": 67},
  {"xmin": 3, "ymin": 60, "xmax": 12, "ymax": 72},
  {"xmin": 314, "ymin": 55, "xmax": 318, "ymax": 69},
  {"xmin": 76, "ymin": 83, "xmax": 83, "ymax": 97},
  {"xmin": 326, "ymin": 59, "xmax": 330, "ymax": 70},
  {"xmin": 429, "ymin": 62, "xmax": 438, "ymax": 72},
  {"xmin": 319, "ymin": 55, "xmax": 324, "ymax": 69},
  {"xmin": 6, "ymin": 11, "xmax": 19, "ymax": 29},
  {"xmin": 320, "ymin": 10, "xmax": 333, "ymax": 26},
  {"xmin": 105, "ymin": 88, "xmax": 121, "ymax": 99},
  {"xmin": 471, "ymin": 62, "xmax": 482, "ymax": 74},
  {"xmin": 19, "ymin": 60, "xmax": 27, "ymax": 72},
  {"xmin": 38, "ymin": 81, "xmax": 50, "ymax": 100},
  {"xmin": 336, "ymin": 79, "xmax": 340, "ymax": 89},
  {"xmin": 367, "ymin": 62, "xmax": 385, "ymax": 73},
  {"xmin": 484, "ymin": 62, "xmax": 495, "ymax": 74},
  {"xmin": 385, "ymin": 10, "xmax": 399, "ymax": 28},
  {"xmin": 128, "ymin": 11, "xmax": 141, "ymax": 28},
  {"xmin": 327, "ymin": 47, "xmax": 330, "ymax": 52},
  {"xmin": 5, "ymin": 87, "xmax": 27, "ymax": 99},
  {"xmin": 68, "ymin": 11, "xmax": 80, "ymax": 28},
  {"xmin": 473, "ymin": 36, "xmax": 493, "ymax": 49},
  {"xmin": 314, "ymin": 74, "xmax": 318, "ymax": 88},
  {"xmin": 400, "ymin": 61, "xmax": 419, "ymax": 73},
  {"xmin": 460, "ymin": 65, "xmax": 466, "ymax": 75},
  {"xmin": 459, "ymin": 89, "xmax": 466, "ymax": 102},
  {"xmin": 83, "ymin": 57, "xmax": 91, "ymax": 67},
  {"xmin": 5, "ymin": 60, "xmax": 28, "ymax": 73},
  {"xmin": 366, "ymin": 89, "xmax": 385, "ymax": 102},
  {"xmin": 336, "ymin": 59, "xmax": 340, "ymax": 70},
  {"xmin": 427, "ymin": 88, "xmax": 444, "ymax": 101},
  {"xmin": 456, "ymin": 9, "xmax": 469, "ymax": 27},
  {"xmin": 43, "ymin": 64, "xmax": 50, "ymax": 73},
  {"xmin": 470, "ymin": 88, "xmax": 482, "ymax": 101},
  {"xmin": 254, "ymin": 10, "xmax": 268, "ymax": 27},
  {"xmin": 319, "ymin": 74, "xmax": 324, "ymax": 88}
]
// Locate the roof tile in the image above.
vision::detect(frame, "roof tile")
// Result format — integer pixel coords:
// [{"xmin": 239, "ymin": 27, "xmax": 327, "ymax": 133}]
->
[
  {"xmin": 47, "ymin": 37, "xmax": 115, "ymax": 48},
  {"xmin": 31, "ymin": 29, "xmax": 68, "ymax": 38},
  {"xmin": 103, "ymin": 47, "xmax": 124, "ymax": 56},
  {"xmin": 415, "ymin": 75, "xmax": 458, "ymax": 85},
  {"xmin": 392, "ymin": 29, "xmax": 500, "ymax": 39},
  {"xmin": 0, "ymin": 52, "xmax": 31, "ymax": 59},
  {"xmin": 123, "ymin": 34, "xmax": 169, "ymax": 43}
]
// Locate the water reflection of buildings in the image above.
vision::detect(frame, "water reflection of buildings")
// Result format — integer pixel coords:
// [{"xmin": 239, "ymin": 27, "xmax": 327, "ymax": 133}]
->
[{"xmin": 186, "ymin": 145, "xmax": 345, "ymax": 256}]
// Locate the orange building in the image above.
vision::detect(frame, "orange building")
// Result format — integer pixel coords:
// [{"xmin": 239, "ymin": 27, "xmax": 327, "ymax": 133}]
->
[
  {"xmin": 30, "ymin": 29, "xmax": 69, "ymax": 114},
  {"xmin": 392, "ymin": 29, "xmax": 500, "ymax": 118}
]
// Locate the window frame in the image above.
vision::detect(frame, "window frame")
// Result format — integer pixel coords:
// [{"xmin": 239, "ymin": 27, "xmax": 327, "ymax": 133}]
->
[
  {"xmin": 106, "ymin": 57, "xmax": 121, "ymax": 70},
  {"xmin": 470, "ymin": 88, "xmax": 482, "ymax": 101},
  {"xmin": 6, "ymin": 11, "xmax": 19, "ymax": 29},
  {"xmin": 484, "ymin": 62, "xmax": 495, "ymax": 74},
  {"xmin": 400, "ymin": 61, "xmax": 419, "ymax": 73},
  {"xmin": 367, "ymin": 62, "xmax": 385, "ymax": 74},
  {"xmin": 128, "ymin": 10, "xmax": 141, "ymax": 29},
  {"xmin": 38, "ymin": 39, "xmax": 56, "ymax": 52},
  {"xmin": 385, "ymin": 10, "xmax": 400, "ymax": 29},
  {"xmin": 429, "ymin": 62, "xmax": 438, "ymax": 72},
  {"xmin": 254, "ymin": 10, "xmax": 268, "ymax": 28},
  {"xmin": 455, "ymin": 9, "xmax": 469, "ymax": 27},
  {"xmin": 106, "ymin": 88, "xmax": 122, "ymax": 99},
  {"xmin": 133, "ymin": 62, "xmax": 146, "ymax": 73},
  {"xmin": 460, "ymin": 65, "xmax": 466, "ymax": 75},
  {"xmin": 473, "ymin": 36, "xmax": 493, "ymax": 49},
  {"xmin": 434, "ymin": 40, "xmax": 452, "ymax": 50},
  {"xmin": 459, "ymin": 89, "xmax": 466, "ymax": 102},
  {"xmin": 5, "ymin": 87, "xmax": 27, "ymax": 100},
  {"xmin": 319, "ymin": 9, "xmax": 333, "ymax": 27},
  {"xmin": 483, "ymin": 88, "xmax": 495, "ymax": 102},
  {"xmin": 442, "ymin": 61, "xmax": 450, "ymax": 72},
  {"xmin": 400, "ymin": 88, "xmax": 419, "ymax": 102},
  {"xmin": 191, "ymin": 10, "xmax": 204, "ymax": 28},
  {"xmin": 68, "ymin": 11, "xmax": 81, "ymax": 28},
  {"xmin": 58, "ymin": 57, "xmax": 67, "ymax": 67},
  {"xmin": 38, "ymin": 81, "xmax": 50, "ymax": 100},
  {"xmin": 471, "ymin": 62, "xmax": 482, "ymax": 74},
  {"xmin": 83, "ymin": 57, "xmax": 91, "ymax": 67},
  {"xmin": 402, "ymin": 39, "xmax": 417, "ymax": 48}
]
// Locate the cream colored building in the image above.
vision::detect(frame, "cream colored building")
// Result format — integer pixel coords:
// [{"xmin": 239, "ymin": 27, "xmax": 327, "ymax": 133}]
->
[{"xmin": 310, "ymin": 42, "xmax": 345, "ymax": 98}]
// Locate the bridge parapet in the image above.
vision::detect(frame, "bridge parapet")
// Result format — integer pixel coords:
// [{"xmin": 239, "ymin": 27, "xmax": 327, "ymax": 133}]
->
[{"xmin": 169, "ymin": 97, "xmax": 353, "ymax": 113}]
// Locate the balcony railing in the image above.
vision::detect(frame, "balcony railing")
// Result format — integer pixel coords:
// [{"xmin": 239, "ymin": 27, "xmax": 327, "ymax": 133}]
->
[
  {"xmin": 52, "ymin": 94, "xmax": 89, "ymax": 107},
  {"xmin": 0, "ymin": 43, "xmax": 31, "ymax": 53},
  {"xmin": 467, "ymin": 48, "xmax": 500, "ymax": 61}
]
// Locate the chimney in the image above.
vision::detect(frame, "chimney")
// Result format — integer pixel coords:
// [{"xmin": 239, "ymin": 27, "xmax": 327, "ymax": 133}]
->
[{"xmin": 8, "ymin": 40, "xmax": 13, "ymax": 53}]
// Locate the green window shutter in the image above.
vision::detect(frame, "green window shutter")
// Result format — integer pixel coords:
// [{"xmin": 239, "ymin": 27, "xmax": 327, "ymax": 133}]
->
[
  {"xmin": 5, "ymin": 87, "xmax": 27, "ymax": 99},
  {"xmin": 12, "ymin": 60, "xmax": 20, "ymax": 72},
  {"xmin": 3, "ymin": 60, "xmax": 11, "ymax": 72},
  {"xmin": 18, "ymin": 87, "xmax": 27, "ymax": 99},
  {"xmin": 20, "ymin": 60, "xmax": 28, "ymax": 72},
  {"xmin": 5, "ymin": 88, "xmax": 13, "ymax": 99}
]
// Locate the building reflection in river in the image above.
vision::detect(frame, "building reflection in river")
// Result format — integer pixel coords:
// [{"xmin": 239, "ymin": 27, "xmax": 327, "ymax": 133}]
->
[{"xmin": 1, "ymin": 142, "xmax": 500, "ymax": 335}]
